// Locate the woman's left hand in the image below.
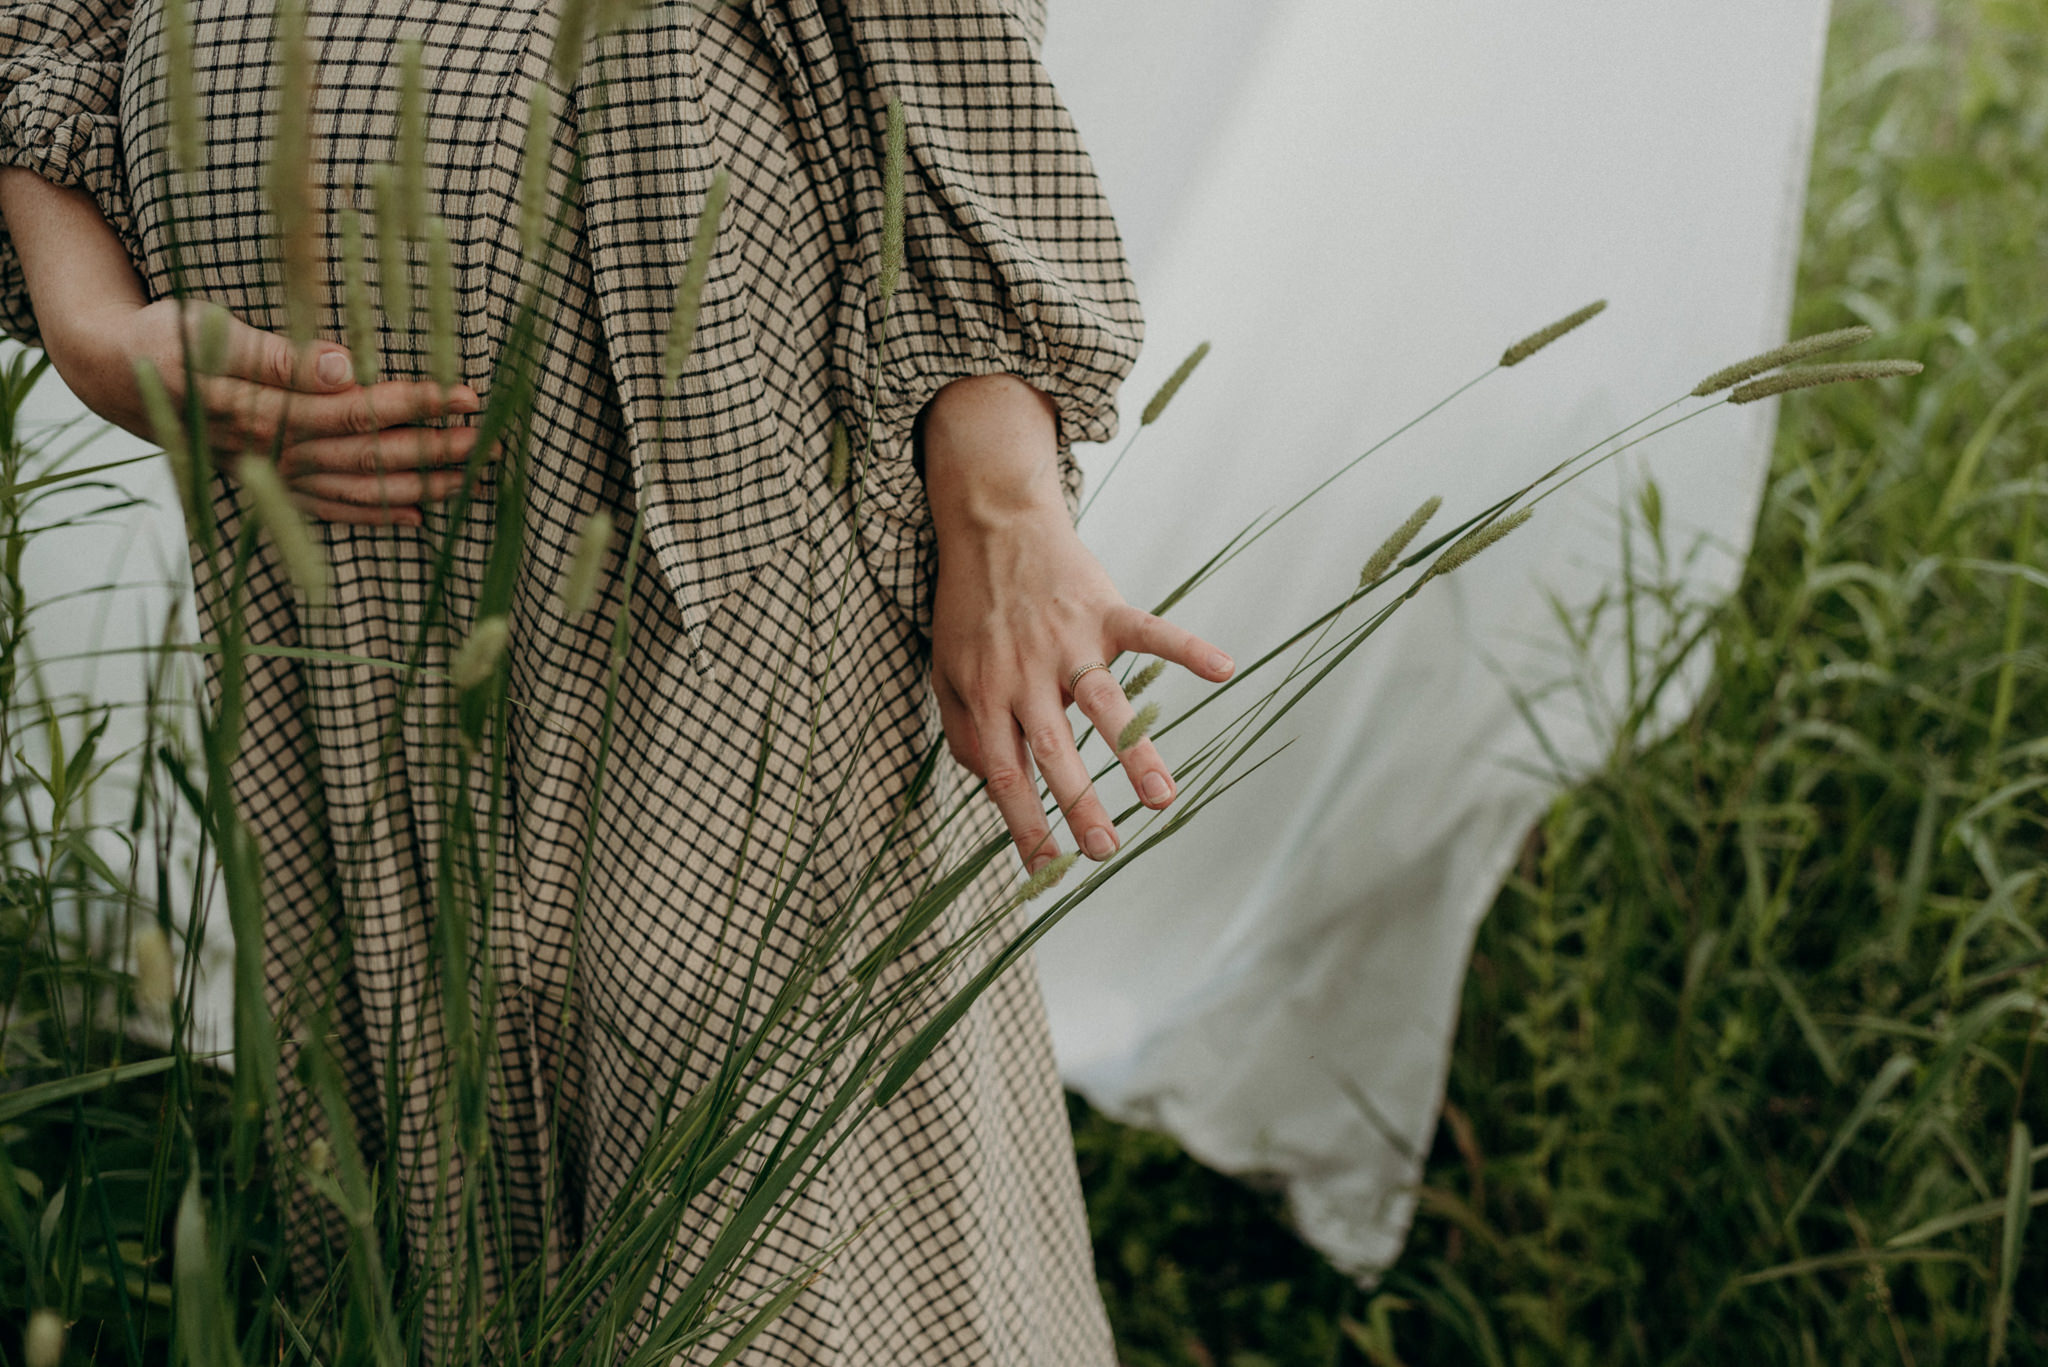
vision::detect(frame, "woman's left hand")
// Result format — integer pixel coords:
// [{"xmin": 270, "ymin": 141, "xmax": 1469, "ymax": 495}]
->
[{"xmin": 924, "ymin": 375, "xmax": 1234, "ymax": 873}]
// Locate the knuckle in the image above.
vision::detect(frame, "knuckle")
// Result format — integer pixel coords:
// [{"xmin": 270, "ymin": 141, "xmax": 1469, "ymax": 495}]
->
[
  {"xmin": 235, "ymin": 390, "xmax": 274, "ymax": 445},
  {"xmin": 1012, "ymin": 824, "xmax": 1052, "ymax": 853},
  {"xmin": 197, "ymin": 375, "xmax": 232, "ymax": 419},
  {"xmin": 983, "ymin": 767, "xmax": 1032, "ymax": 799},
  {"xmin": 1077, "ymin": 674, "xmax": 1123, "ymax": 709},
  {"xmin": 1063, "ymin": 789, "xmax": 1104, "ymax": 821},
  {"xmin": 1024, "ymin": 723, "xmax": 1067, "ymax": 758},
  {"xmin": 344, "ymin": 397, "xmax": 380, "ymax": 436}
]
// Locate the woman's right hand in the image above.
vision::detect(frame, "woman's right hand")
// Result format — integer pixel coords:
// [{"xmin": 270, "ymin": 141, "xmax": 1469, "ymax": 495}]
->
[
  {"xmin": 0, "ymin": 167, "xmax": 481, "ymax": 526},
  {"xmin": 50, "ymin": 298, "xmax": 484, "ymax": 527}
]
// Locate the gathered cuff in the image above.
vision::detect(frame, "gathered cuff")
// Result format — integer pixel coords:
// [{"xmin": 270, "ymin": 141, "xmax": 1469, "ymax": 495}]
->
[{"xmin": 847, "ymin": 344, "xmax": 1104, "ymax": 636}]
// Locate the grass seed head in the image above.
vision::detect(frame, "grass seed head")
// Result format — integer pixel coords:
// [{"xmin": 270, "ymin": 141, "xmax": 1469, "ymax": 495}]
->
[
  {"xmin": 1427, "ymin": 507, "xmax": 1533, "ymax": 580},
  {"xmin": 425, "ymin": 216, "xmax": 459, "ymax": 390},
  {"xmin": 827, "ymin": 419, "xmax": 851, "ymax": 491},
  {"xmin": 558, "ymin": 510, "xmax": 614, "ymax": 618},
  {"xmin": 1020, "ymin": 851, "xmax": 1079, "ymax": 901},
  {"xmin": 132, "ymin": 359, "xmax": 188, "ymax": 471},
  {"xmin": 24, "ymin": 1310, "xmax": 63, "ymax": 1367},
  {"xmin": 267, "ymin": 0, "xmax": 321, "ymax": 344},
  {"xmin": 133, "ymin": 925, "xmax": 176, "ymax": 1013},
  {"xmin": 163, "ymin": 0, "xmax": 203, "ymax": 173},
  {"xmin": 1124, "ymin": 658, "xmax": 1166, "ymax": 701},
  {"xmin": 1690, "ymin": 325, "xmax": 1876, "ymax": 396},
  {"xmin": 133, "ymin": 359, "xmax": 202, "ymax": 526},
  {"xmin": 1140, "ymin": 341, "xmax": 1212, "ymax": 426},
  {"xmin": 451, "ymin": 614, "xmax": 510, "ymax": 689},
  {"xmin": 1728, "ymin": 359, "xmax": 1923, "ymax": 404},
  {"xmin": 191, "ymin": 300, "xmax": 232, "ymax": 374},
  {"xmin": 519, "ymin": 83, "xmax": 555, "ymax": 264},
  {"xmin": 665, "ymin": 169, "xmax": 730, "ymax": 391},
  {"xmin": 1500, "ymin": 300, "xmax": 1607, "ymax": 367},
  {"xmin": 372, "ymin": 164, "xmax": 412, "ymax": 335},
  {"xmin": 1117, "ymin": 701, "xmax": 1160, "ymax": 753},
  {"xmin": 878, "ymin": 100, "xmax": 907, "ymax": 306},
  {"xmin": 551, "ymin": 0, "xmax": 592, "ymax": 87},
  {"xmin": 394, "ymin": 37, "xmax": 427, "ymax": 238},
  {"xmin": 592, "ymin": 0, "xmax": 651, "ymax": 38},
  {"xmin": 1360, "ymin": 494, "xmax": 1443, "ymax": 586},
  {"xmin": 339, "ymin": 204, "xmax": 380, "ymax": 384},
  {"xmin": 236, "ymin": 456, "xmax": 332, "ymax": 608}
]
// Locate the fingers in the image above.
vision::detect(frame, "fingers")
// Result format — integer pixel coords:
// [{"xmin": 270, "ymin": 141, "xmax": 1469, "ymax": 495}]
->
[
  {"xmin": 1110, "ymin": 604, "xmax": 1234, "ymax": 683},
  {"xmin": 1070, "ymin": 667, "xmax": 1177, "ymax": 811},
  {"xmin": 203, "ymin": 306, "xmax": 356, "ymax": 393},
  {"xmin": 290, "ymin": 468, "xmax": 473, "ymax": 508},
  {"xmin": 974, "ymin": 711, "xmax": 1062, "ymax": 872},
  {"xmin": 199, "ymin": 374, "xmax": 481, "ymax": 452},
  {"xmin": 1020, "ymin": 705, "xmax": 1119, "ymax": 861},
  {"xmin": 275, "ymin": 425, "xmax": 482, "ymax": 479},
  {"xmin": 292, "ymin": 493, "xmax": 428, "ymax": 527},
  {"xmin": 934, "ymin": 674, "xmax": 981, "ymax": 777}
]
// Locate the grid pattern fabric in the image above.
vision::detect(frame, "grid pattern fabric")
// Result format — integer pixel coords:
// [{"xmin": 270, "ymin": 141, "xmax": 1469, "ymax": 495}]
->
[{"xmin": 0, "ymin": 0, "xmax": 1143, "ymax": 1361}]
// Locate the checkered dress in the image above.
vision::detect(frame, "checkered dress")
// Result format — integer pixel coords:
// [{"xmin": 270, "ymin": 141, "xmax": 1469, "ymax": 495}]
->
[{"xmin": 1, "ymin": 0, "xmax": 1141, "ymax": 1360}]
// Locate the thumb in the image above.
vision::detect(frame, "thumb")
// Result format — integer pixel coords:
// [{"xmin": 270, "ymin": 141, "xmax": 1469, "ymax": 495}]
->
[{"xmin": 200, "ymin": 304, "xmax": 353, "ymax": 392}]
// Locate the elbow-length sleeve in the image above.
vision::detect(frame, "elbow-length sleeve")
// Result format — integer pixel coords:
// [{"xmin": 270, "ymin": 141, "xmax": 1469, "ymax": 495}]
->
[
  {"xmin": 749, "ymin": 0, "xmax": 1144, "ymax": 618},
  {"xmin": 0, "ymin": 0, "xmax": 137, "ymax": 345}
]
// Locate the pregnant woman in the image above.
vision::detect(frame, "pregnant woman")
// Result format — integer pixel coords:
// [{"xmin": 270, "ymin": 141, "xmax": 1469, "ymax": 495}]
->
[{"xmin": 0, "ymin": 0, "xmax": 1229, "ymax": 1358}]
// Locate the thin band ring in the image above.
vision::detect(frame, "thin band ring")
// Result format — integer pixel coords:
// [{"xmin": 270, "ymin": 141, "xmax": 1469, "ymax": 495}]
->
[{"xmin": 1066, "ymin": 661, "xmax": 1113, "ymax": 696}]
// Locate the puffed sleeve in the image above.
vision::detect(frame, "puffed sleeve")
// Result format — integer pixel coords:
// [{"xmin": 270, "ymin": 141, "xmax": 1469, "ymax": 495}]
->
[
  {"xmin": 0, "ymin": 0, "xmax": 138, "ymax": 346},
  {"xmin": 846, "ymin": 0, "xmax": 1142, "ymax": 446},
  {"xmin": 750, "ymin": 0, "xmax": 1144, "ymax": 622}
]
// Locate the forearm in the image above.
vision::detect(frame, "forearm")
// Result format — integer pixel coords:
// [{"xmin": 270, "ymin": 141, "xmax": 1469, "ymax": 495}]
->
[{"xmin": 0, "ymin": 166, "xmax": 148, "ymax": 374}]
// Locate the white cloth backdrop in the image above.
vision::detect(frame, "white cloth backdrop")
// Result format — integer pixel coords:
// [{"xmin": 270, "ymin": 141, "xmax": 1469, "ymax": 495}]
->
[
  {"xmin": 1035, "ymin": 1, "xmax": 1831, "ymax": 1277},
  {"xmin": 16, "ymin": 0, "xmax": 1831, "ymax": 1283}
]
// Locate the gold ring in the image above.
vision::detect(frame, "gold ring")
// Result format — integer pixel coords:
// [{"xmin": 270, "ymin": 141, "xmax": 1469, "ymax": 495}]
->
[{"xmin": 1066, "ymin": 661, "xmax": 1112, "ymax": 695}]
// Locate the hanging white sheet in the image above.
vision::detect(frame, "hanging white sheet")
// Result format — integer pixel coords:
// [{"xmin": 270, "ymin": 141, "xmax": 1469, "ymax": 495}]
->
[{"xmin": 1036, "ymin": 0, "xmax": 1833, "ymax": 1277}]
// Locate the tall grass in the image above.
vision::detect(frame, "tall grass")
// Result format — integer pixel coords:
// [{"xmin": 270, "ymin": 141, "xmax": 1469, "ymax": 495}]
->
[{"xmin": 1075, "ymin": 1, "xmax": 2047, "ymax": 1363}]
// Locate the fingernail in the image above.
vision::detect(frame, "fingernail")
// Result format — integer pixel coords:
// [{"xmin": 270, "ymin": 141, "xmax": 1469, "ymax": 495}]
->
[
  {"xmin": 1142, "ymin": 772, "xmax": 1172, "ymax": 805},
  {"xmin": 1028, "ymin": 851, "xmax": 1057, "ymax": 874},
  {"xmin": 1209, "ymin": 651, "xmax": 1234, "ymax": 676},
  {"xmin": 316, "ymin": 352, "xmax": 351, "ymax": 386},
  {"xmin": 1083, "ymin": 826, "xmax": 1117, "ymax": 861},
  {"xmin": 451, "ymin": 386, "xmax": 481, "ymax": 412}
]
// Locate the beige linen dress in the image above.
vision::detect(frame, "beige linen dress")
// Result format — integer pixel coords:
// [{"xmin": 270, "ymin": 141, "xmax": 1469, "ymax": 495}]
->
[{"xmin": 0, "ymin": 0, "xmax": 1142, "ymax": 1360}]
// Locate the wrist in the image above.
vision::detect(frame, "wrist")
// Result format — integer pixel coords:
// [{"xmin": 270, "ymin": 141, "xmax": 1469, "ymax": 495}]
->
[
  {"xmin": 922, "ymin": 374, "xmax": 1070, "ymax": 545},
  {"xmin": 40, "ymin": 295, "xmax": 132, "ymax": 386}
]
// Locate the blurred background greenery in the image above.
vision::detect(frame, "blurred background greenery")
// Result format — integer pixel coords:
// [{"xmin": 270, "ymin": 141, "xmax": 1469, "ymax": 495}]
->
[{"xmin": 1070, "ymin": 0, "xmax": 2048, "ymax": 1362}]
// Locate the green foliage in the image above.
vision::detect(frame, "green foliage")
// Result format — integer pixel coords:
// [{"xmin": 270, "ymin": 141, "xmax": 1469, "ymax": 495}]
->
[
  {"xmin": 1070, "ymin": 1093, "xmax": 1362, "ymax": 1367},
  {"xmin": 1076, "ymin": 1, "xmax": 2048, "ymax": 1362}
]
